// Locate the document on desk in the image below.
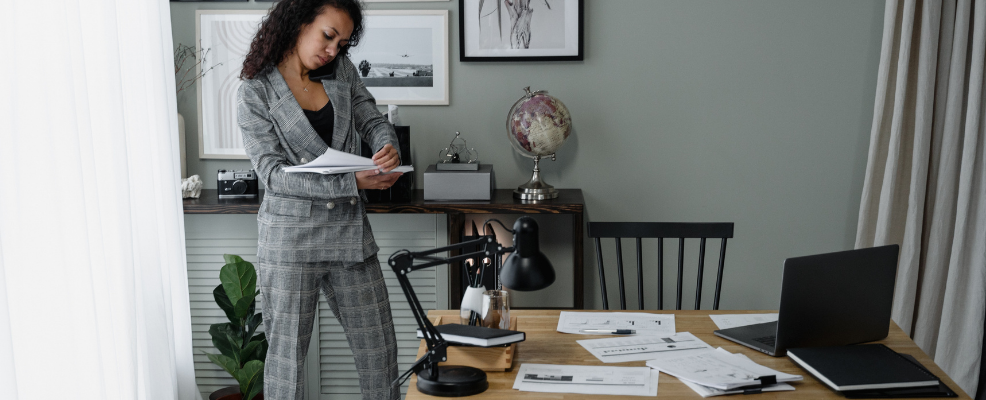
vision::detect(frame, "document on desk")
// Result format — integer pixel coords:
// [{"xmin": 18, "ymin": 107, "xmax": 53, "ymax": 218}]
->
[
  {"xmin": 646, "ymin": 347, "xmax": 802, "ymax": 390},
  {"xmin": 577, "ymin": 332, "xmax": 714, "ymax": 363},
  {"xmin": 708, "ymin": 313, "xmax": 778, "ymax": 330},
  {"xmin": 672, "ymin": 349, "xmax": 796, "ymax": 397},
  {"xmin": 513, "ymin": 363, "xmax": 659, "ymax": 396},
  {"xmin": 557, "ymin": 311, "xmax": 675, "ymax": 336},
  {"xmin": 282, "ymin": 146, "xmax": 413, "ymax": 175}
]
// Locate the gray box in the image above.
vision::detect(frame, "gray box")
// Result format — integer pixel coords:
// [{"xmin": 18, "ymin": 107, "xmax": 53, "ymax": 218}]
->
[{"xmin": 424, "ymin": 164, "xmax": 494, "ymax": 201}]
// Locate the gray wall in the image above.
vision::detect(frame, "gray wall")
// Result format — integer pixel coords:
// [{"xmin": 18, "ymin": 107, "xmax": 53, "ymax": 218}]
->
[{"xmin": 171, "ymin": 0, "xmax": 885, "ymax": 310}]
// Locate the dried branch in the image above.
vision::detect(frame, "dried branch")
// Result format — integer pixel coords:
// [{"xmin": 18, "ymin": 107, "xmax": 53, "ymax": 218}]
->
[{"xmin": 174, "ymin": 43, "xmax": 222, "ymax": 96}]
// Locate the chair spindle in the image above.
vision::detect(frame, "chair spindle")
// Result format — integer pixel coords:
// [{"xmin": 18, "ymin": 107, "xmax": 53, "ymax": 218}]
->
[
  {"xmin": 713, "ymin": 238, "xmax": 728, "ymax": 310},
  {"xmin": 676, "ymin": 238, "xmax": 684, "ymax": 310},
  {"xmin": 695, "ymin": 237, "xmax": 707, "ymax": 310},
  {"xmin": 657, "ymin": 238, "xmax": 664, "ymax": 310},
  {"xmin": 615, "ymin": 238, "xmax": 626, "ymax": 310},
  {"xmin": 594, "ymin": 238, "xmax": 608, "ymax": 310},
  {"xmin": 636, "ymin": 238, "xmax": 643, "ymax": 310}
]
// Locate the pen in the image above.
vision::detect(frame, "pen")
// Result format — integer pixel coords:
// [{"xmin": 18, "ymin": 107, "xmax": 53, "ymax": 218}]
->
[{"xmin": 580, "ymin": 329, "xmax": 635, "ymax": 334}]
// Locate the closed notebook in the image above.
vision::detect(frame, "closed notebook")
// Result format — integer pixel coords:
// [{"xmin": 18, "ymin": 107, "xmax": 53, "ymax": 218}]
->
[
  {"xmin": 842, "ymin": 354, "xmax": 957, "ymax": 398},
  {"xmin": 787, "ymin": 344, "xmax": 939, "ymax": 391},
  {"xmin": 416, "ymin": 324, "xmax": 525, "ymax": 347}
]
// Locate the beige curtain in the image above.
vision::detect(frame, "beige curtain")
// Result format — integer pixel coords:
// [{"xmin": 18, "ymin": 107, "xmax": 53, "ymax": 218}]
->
[{"xmin": 856, "ymin": 0, "xmax": 985, "ymax": 395}]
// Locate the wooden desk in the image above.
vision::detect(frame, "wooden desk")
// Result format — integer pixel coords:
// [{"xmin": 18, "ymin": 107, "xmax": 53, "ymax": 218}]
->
[
  {"xmin": 183, "ymin": 189, "xmax": 586, "ymax": 308},
  {"xmin": 409, "ymin": 310, "xmax": 970, "ymax": 399}
]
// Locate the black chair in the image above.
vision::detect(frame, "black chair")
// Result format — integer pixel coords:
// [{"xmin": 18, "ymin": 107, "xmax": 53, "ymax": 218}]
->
[{"xmin": 588, "ymin": 222, "xmax": 734, "ymax": 310}]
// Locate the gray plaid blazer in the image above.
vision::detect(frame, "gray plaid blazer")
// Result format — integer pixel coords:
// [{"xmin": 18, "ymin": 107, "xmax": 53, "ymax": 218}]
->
[{"xmin": 237, "ymin": 56, "xmax": 398, "ymax": 263}]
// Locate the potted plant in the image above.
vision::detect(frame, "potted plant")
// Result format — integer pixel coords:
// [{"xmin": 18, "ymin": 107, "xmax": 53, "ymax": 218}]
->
[{"xmin": 206, "ymin": 254, "xmax": 267, "ymax": 400}]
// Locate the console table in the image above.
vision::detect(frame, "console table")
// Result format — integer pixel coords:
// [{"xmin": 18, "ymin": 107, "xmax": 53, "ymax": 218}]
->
[{"xmin": 183, "ymin": 189, "xmax": 586, "ymax": 309}]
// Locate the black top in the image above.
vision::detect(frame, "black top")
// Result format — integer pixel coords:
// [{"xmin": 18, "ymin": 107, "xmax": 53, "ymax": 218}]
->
[{"xmin": 303, "ymin": 100, "xmax": 334, "ymax": 148}]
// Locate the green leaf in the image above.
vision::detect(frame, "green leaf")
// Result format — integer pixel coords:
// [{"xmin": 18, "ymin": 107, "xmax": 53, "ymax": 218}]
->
[
  {"xmin": 245, "ymin": 313, "xmax": 263, "ymax": 340},
  {"xmin": 213, "ymin": 285, "xmax": 239, "ymax": 326},
  {"xmin": 237, "ymin": 360, "xmax": 265, "ymax": 399},
  {"xmin": 225, "ymin": 331, "xmax": 244, "ymax": 366},
  {"xmin": 252, "ymin": 333, "xmax": 268, "ymax": 361},
  {"xmin": 223, "ymin": 254, "xmax": 244, "ymax": 264},
  {"xmin": 207, "ymin": 353, "xmax": 240, "ymax": 378},
  {"xmin": 220, "ymin": 261, "xmax": 256, "ymax": 309},
  {"xmin": 233, "ymin": 296, "xmax": 255, "ymax": 321},
  {"xmin": 239, "ymin": 340, "xmax": 262, "ymax": 364},
  {"xmin": 209, "ymin": 323, "xmax": 238, "ymax": 360}
]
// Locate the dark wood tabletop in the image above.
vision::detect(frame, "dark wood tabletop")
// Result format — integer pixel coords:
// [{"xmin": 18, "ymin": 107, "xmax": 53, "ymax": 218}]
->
[{"xmin": 183, "ymin": 189, "xmax": 585, "ymax": 215}]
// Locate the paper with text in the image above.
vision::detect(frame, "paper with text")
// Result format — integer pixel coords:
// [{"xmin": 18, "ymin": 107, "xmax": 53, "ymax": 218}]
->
[
  {"xmin": 577, "ymin": 332, "xmax": 713, "ymax": 363},
  {"xmin": 557, "ymin": 311, "xmax": 675, "ymax": 336},
  {"xmin": 513, "ymin": 364, "xmax": 659, "ymax": 396},
  {"xmin": 646, "ymin": 347, "xmax": 802, "ymax": 390}
]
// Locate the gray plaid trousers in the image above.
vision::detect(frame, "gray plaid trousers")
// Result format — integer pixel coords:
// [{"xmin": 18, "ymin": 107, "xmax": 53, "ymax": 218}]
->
[{"xmin": 258, "ymin": 256, "xmax": 400, "ymax": 400}]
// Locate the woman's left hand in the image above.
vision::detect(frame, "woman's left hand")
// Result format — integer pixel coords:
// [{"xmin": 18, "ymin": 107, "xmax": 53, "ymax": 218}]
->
[{"xmin": 372, "ymin": 144, "xmax": 400, "ymax": 172}]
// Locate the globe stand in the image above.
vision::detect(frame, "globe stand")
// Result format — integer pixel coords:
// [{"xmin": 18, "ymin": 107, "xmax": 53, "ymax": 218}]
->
[{"xmin": 514, "ymin": 154, "xmax": 558, "ymax": 200}]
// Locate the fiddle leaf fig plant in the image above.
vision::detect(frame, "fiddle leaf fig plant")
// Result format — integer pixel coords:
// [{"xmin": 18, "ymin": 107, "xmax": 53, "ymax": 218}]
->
[{"xmin": 206, "ymin": 254, "xmax": 267, "ymax": 400}]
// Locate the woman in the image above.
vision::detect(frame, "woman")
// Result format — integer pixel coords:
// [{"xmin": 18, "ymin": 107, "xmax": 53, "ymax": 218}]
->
[{"xmin": 236, "ymin": 1, "xmax": 402, "ymax": 399}]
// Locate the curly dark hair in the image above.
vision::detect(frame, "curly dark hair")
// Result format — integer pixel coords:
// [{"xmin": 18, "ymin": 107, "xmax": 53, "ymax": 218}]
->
[{"xmin": 240, "ymin": 0, "xmax": 364, "ymax": 80}]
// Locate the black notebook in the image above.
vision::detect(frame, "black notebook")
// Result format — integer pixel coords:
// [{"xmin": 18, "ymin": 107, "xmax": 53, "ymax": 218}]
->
[
  {"xmin": 842, "ymin": 354, "xmax": 957, "ymax": 398},
  {"xmin": 787, "ymin": 344, "xmax": 940, "ymax": 391},
  {"xmin": 416, "ymin": 324, "xmax": 525, "ymax": 347}
]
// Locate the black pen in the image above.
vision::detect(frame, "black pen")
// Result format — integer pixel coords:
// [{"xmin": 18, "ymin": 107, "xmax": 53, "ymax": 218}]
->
[{"xmin": 579, "ymin": 329, "xmax": 635, "ymax": 334}]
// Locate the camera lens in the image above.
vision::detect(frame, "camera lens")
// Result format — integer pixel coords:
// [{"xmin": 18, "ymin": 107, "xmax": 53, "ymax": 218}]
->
[{"xmin": 231, "ymin": 180, "xmax": 248, "ymax": 194}]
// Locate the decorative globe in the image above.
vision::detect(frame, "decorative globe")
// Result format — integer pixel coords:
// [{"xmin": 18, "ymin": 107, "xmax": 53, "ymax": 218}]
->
[
  {"xmin": 506, "ymin": 87, "xmax": 572, "ymax": 159},
  {"xmin": 506, "ymin": 87, "xmax": 573, "ymax": 200}
]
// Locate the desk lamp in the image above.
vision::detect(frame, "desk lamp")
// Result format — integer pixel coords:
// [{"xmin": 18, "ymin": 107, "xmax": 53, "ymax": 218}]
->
[{"xmin": 388, "ymin": 216, "xmax": 555, "ymax": 397}]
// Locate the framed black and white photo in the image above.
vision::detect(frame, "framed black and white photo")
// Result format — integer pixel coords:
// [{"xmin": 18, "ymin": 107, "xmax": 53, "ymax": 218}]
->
[
  {"xmin": 459, "ymin": 0, "xmax": 583, "ymax": 62},
  {"xmin": 350, "ymin": 10, "xmax": 449, "ymax": 105}
]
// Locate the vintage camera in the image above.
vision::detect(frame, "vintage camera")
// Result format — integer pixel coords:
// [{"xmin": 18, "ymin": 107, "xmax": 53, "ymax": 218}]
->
[{"xmin": 217, "ymin": 169, "xmax": 259, "ymax": 198}]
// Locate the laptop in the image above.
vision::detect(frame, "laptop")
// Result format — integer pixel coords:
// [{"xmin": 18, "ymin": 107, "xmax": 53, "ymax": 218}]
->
[{"xmin": 714, "ymin": 244, "xmax": 899, "ymax": 357}]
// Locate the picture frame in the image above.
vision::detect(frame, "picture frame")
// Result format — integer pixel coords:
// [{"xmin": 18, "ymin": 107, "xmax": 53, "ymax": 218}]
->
[
  {"xmin": 195, "ymin": 10, "xmax": 267, "ymax": 159},
  {"xmin": 350, "ymin": 10, "xmax": 450, "ymax": 105},
  {"xmin": 459, "ymin": 0, "xmax": 583, "ymax": 62}
]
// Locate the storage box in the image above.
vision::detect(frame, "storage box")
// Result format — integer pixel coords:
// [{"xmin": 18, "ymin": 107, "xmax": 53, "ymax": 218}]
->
[
  {"xmin": 415, "ymin": 315, "xmax": 518, "ymax": 371},
  {"xmin": 423, "ymin": 164, "xmax": 494, "ymax": 201}
]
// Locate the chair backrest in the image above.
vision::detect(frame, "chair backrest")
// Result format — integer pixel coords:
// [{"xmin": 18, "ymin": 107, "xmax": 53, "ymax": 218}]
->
[{"xmin": 587, "ymin": 222, "xmax": 734, "ymax": 310}]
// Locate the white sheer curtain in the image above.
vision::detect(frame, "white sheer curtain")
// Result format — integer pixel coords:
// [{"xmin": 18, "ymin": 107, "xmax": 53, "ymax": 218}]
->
[
  {"xmin": 0, "ymin": 1, "xmax": 200, "ymax": 399},
  {"xmin": 857, "ymin": 0, "xmax": 985, "ymax": 396}
]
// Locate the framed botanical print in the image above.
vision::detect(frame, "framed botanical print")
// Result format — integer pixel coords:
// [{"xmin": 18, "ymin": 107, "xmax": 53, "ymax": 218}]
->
[{"xmin": 459, "ymin": 0, "xmax": 583, "ymax": 62}]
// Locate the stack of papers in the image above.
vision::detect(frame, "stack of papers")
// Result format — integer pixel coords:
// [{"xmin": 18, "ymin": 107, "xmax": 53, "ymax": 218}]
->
[
  {"xmin": 557, "ymin": 311, "xmax": 675, "ymax": 336},
  {"xmin": 513, "ymin": 364, "xmax": 659, "ymax": 396},
  {"xmin": 577, "ymin": 332, "xmax": 713, "ymax": 363},
  {"xmin": 647, "ymin": 348, "xmax": 801, "ymax": 396},
  {"xmin": 282, "ymin": 147, "xmax": 413, "ymax": 175}
]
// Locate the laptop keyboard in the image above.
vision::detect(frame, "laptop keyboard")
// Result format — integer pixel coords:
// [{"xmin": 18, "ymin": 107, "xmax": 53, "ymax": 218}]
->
[{"xmin": 752, "ymin": 335, "xmax": 776, "ymax": 347}]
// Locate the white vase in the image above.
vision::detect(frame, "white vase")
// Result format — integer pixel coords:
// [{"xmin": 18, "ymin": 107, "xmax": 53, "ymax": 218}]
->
[{"xmin": 177, "ymin": 112, "xmax": 187, "ymax": 179}]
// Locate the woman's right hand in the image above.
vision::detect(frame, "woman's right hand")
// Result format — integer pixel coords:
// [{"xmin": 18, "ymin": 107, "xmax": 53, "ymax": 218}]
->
[{"xmin": 355, "ymin": 169, "xmax": 402, "ymax": 190}]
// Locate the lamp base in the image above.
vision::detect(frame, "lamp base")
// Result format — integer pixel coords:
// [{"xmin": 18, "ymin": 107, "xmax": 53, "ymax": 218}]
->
[{"xmin": 416, "ymin": 365, "xmax": 489, "ymax": 397}]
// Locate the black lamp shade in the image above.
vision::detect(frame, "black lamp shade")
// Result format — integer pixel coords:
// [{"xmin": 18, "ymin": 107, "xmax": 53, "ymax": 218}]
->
[{"xmin": 499, "ymin": 217, "xmax": 555, "ymax": 291}]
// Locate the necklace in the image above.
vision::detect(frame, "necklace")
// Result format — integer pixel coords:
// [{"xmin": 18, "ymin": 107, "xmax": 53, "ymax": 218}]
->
[{"xmin": 302, "ymin": 78, "xmax": 311, "ymax": 92}]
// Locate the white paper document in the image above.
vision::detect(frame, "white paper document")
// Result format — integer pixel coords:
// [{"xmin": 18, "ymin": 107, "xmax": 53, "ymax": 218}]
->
[
  {"xmin": 709, "ymin": 314, "xmax": 779, "ymax": 330},
  {"xmin": 282, "ymin": 146, "xmax": 413, "ymax": 175},
  {"xmin": 513, "ymin": 364, "xmax": 659, "ymax": 396},
  {"xmin": 676, "ymin": 349, "xmax": 795, "ymax": 397},
  {"xmin": 646, "ymin": 347, "xmax": 802, "ymax": 390},
  {"xmin": 557, "ymin": 311, "xmax": 675, "ymax": 336},
  {"xmin": 577, "ymin": 332, "xmax": 714, "ymax": 363}
]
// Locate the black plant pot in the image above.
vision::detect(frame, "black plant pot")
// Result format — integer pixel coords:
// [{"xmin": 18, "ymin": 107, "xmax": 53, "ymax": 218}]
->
[{"xmin": 209, "ymin": 386, "xmax": 264, "ymax": 400}]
